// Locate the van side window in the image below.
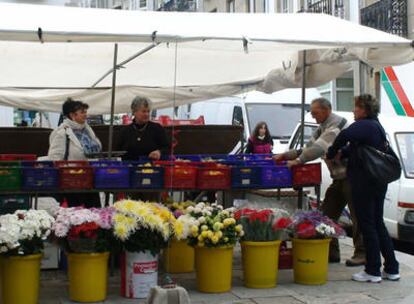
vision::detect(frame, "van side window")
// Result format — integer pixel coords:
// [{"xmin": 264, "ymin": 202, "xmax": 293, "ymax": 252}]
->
[
  {"xmin": 289, "ymin": 125, "xmax": 317, "ymax": 150},
  {"xmin": 232, "ymin": 106, "xmax": 244, "ymax": 127}
]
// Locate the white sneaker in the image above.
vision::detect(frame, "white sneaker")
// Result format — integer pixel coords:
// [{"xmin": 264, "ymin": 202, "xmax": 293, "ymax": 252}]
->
[
  {"xmin": 382, "ymin": 271, "xmax": 400, "ymax": 281},
  {"xmin": 352, "ymin": 271, "xmax": 382, "ymax": 283}
]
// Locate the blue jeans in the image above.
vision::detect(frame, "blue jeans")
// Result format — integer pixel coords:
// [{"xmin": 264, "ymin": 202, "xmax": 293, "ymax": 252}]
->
[{"xmin": 350, "ymin": 175, "xmax": 399, "ymax": 276}]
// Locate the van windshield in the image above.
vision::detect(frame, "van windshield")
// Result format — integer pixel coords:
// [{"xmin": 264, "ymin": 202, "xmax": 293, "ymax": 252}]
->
[
  {"xmin": 396, "ymin": 133, "xmax": 414, "ymax": 178},
  {"xmin": 246, "ymin": 103, "xmax": 308, "ymax": 140}
]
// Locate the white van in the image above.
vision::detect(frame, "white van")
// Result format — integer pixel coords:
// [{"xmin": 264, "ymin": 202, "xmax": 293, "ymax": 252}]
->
[
  {"xmin": 156, "ymin": 88, "xmax": 321, "ymax": 154},
  {"xmin": 288, "ymin": 111, "xmax": 414, "ymax": 243}
]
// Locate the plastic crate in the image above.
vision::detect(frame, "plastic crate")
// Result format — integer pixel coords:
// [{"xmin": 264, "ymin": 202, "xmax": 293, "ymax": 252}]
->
[
  {"xmin": 21, "ymin": 167, "xmax": 59, "ymax": 190},
  {"xmin": 130, "ymin": 165, "xmax": 164, "ymax": 189},
  {"xmin": 90, "ymin": 160, "xmax": 122, "ymax": 167},
  {"xmin": 54, "ymin": 160, "xmax": 89, "ymax": 168},
  {"xmin": 199, "ymin": 154, "xmax": 228, "ymax": 162},
  {"xmin": 231, "ymin": 166, "xmax": 262, "ymax": 188},
  {"xmin": 0, "ymin": 161, "xmax": 20, "ymax": 167},
  {"xmin": 94, "ymin": 166, "xmax": 130, "ymax": 189},
  {"xmin": 0, "ymin": 195, "xmax": 31, "ymax": 214},
  {"xmin": 21, "ymin": 161, "xmax": 54, "ymax": 168},
  {"xmin": 261, "ymin": 166, "xmax": 292, "ymax": 188},
  {"xmin": 172, "ymin": 154, "xmax": 202, "ymax": 162},
  {"xmin": 0, "ymin": 154, "xmax": 36, "ymax": 161},
  {"xmin": 197, "ymin": 166, "xmax": 231, "ymax": 190},
  {"xmin": 59, "ymin": 167, "xmax": 94, "ymax": 190},
  {"xmin": 164, "ymin": 164, "xmax": 197, "ymax": 189},
  {"xmin": 292, "ymin": 163, "xmax": 322, "ymax": 186},
  {"xmin": 0, "ymin": 167, "xmax": 21, "ymax": 190}
]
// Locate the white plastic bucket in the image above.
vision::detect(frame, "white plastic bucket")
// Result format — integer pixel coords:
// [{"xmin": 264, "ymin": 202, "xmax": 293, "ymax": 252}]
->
[{"xmin": 120, "ymin": 251, "xmax": 158, "ymax": 299}]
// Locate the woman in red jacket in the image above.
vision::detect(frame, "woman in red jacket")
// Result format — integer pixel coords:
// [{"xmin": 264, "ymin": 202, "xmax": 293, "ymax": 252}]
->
[{"xmin": 245, "ymin": 121, "xmax": 273, "ymax": 154}]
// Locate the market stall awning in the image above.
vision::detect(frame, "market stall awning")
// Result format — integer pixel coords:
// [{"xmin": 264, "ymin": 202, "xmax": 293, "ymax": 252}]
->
[{"xmin": 0, "ymin": 2, "xmax": 412, "ymax": 114}]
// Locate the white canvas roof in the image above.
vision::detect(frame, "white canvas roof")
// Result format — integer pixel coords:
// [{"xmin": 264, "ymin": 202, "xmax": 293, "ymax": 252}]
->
[{"xmin": 0, "ymin": 2, "xmax": 413, "ymax": 114}]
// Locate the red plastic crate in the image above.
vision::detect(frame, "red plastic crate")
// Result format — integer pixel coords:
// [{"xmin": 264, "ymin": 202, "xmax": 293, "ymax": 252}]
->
[
  {"xmin": 59, "ymin": 167, "xmax": 94, "ymax": 189},
  {"xmin": 292, "ymin": 163, "xmax": 322, "ymax": 186},
  {"xmin": 164, "ymin": 165, "xmax": 197, "ymax": 189},
  {"xmin": 197, "ymin": 166, "xmax": 231, "ymax": 190},
  {"xmin": 0, "ymin": 154, "xmax": 36, "ymax": 161},
  {"xmin": 54, "ymin": 160, "xmax": 89, "ymax": 168}
]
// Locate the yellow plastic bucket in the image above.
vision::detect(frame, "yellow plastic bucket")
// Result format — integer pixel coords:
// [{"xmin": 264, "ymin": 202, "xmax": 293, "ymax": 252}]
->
[
  {"xmin": 292, "ymin": 238, "xmax": 331, "ymax": 285},
  {"xmin": 67, "ymin": 252, "xmax": 110, "ymax": 302},
  {"xmin": 163, "ymin": 239, "xmax": 194, "ymax": 273},
  {"xmin": 0, "ymin": 253, "xmax": 42, "ymax": 304},
  {"xmin": 241, "ymin": 240, "xmax": 281, "ymax": 288},
  {"xmin": 195, "ymin": 246, "xmax": 233, "ymax": 293}
]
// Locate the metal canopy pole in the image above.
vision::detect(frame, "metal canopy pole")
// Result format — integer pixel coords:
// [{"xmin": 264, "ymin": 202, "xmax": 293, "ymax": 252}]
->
[
  {"xmin": 298, "ymin": 50, "xmax": 307, "ymax": 210},
  {"xmin": 108, "ymin": 43, "xmax": 118, "ymax": 158},
  {"xmin": 91, "ymin": 42, "xmax": 160, "ymax": 88}
]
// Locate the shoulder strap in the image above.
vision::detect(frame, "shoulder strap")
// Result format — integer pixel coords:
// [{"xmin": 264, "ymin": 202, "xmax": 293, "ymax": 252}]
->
[
  {"xmin": 338, "ymin": 118, "xmax": 347, "ymax": 130},
  {"xmin": 63, "ymin": 128, "xmax": 70, "ymax": 160}
]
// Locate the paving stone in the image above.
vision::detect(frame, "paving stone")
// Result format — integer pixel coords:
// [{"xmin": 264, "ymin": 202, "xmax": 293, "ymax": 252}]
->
[{"xmin": 252, "ymin": 296, "xmax": 305, "ymax": 304}]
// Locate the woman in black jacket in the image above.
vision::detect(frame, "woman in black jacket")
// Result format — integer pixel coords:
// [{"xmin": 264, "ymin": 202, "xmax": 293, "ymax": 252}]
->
[
  {"xmin": 326, "ymin": 94, "xmax": 399, "ymax": 283},
  {"xmin": 118, "ymin": 96, "xmax": 170, "ymax": 161}
]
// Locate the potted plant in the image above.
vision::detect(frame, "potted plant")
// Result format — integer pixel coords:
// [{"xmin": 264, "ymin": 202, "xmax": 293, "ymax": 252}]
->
[
  {"xmin": 288, "ymin": 210, "xmax": 345, "ymax": 285},
  {"xmin": 112, "ymin": 199, "xmax": 175, "ymax": 299},
  {"xmin": 179, "ymin": 202, "xmax": 244, "ymax": 293},
  {"xmin": 235, "ymin": 208, "xmax": 291, "ymax": 288},
  {"xmin": 0, "ymin": 209, "xmax": 54, "ymax": 304},
  {"xmin": 163, "ymin": 200, "xmax": 196, "ymax": 273},
  {"xmin": 52, "ymin": 206, "xmax": 115, "ymax": 303}
]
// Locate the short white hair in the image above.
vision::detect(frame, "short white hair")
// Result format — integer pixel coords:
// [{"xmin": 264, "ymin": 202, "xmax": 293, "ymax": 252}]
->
[{"xmin": 131, "ymin": 96, "xmax": 152, "ymax": 112}]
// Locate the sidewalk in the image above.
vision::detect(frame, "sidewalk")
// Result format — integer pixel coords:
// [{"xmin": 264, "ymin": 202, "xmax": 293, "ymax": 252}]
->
[{"xmin": 39, "ymin": 238, "xmax": 414, "ymax": 304}]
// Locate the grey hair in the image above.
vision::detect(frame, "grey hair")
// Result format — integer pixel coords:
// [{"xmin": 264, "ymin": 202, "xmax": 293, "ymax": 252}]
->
[
  {"xmin": 311, "ymin": 97, "xmax": 332, "ymax": 110},
  {"xmin": 130, "ymin": 96, "xmax": 152, "ymax": 112}
]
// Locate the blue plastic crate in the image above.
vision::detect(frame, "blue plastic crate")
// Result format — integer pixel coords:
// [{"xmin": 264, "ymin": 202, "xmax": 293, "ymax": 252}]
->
[
  {"xmin": 260, "ymin": 166, "xmax": 292, "ymax": 188},
  {"xmin": 21, "ymin": 167, "xmax": 59, "ymax": 190},
  {"xmin": 90, "ymin": 160, "xmax": 122, "ymax": 167},
  {"xmin": 21, "ymin": 161, "xmax": 54, "ymax": 168},
  {"xmin": 94, "ymin": 166, "xmax": 130, "ymax": 189},
  {"xmin": 130, "ymin": 165, "xmax": 164, "ymax": 189},
  {"xmin": 231, "ymin": 166, "xmax": 262, "ymax": 188}
]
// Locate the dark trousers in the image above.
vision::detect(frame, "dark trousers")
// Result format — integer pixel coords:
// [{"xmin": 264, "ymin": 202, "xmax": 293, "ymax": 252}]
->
[
  {"xmin": 321, "ymin": 178, "xmax": 365, "ymax": 259},
  {"xmin": 350, "ymin": 175, "xmax": 399, "ymax": 276}
]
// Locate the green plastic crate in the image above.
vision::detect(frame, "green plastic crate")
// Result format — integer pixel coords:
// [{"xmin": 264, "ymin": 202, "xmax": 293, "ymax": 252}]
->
[
  {"xmin": 0, "ymin": 167, "xmax": 21, "ymax": 190},
  {"xmin": 0, "ymin": 195, "xmax": 31, "ymax": 214}
]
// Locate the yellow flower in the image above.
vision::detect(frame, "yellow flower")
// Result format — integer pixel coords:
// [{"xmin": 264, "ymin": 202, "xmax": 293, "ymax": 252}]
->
[
  {"xmin": 198, "ymin": 235, "xmax": 204, "ymax": 241},
  {"xmin": 201, "ymin": 225, "xmax": 208, "ymax": 231},
  {"xmin": 114, "ymin": 223, "xmax": 129, "ymax": 240},
  {"xmin": 206, "ymin": 230, "xmax": 214, "ymax": 239},
  {"xmin": 201, "ymin": 230, "xmax": 208, "ymax": 238},
  {"xmin": 223, "ymin": 218, "xmax": 233, "ymax": 227},
  {"xmin": 191, "ymin": 225, "xmax": 199, "ymax": 234},
  {"xmin": 215, "ymin": 231, "xmax": 223, "ymax": 239},
  {"xmin": 213, "ymin": 222, "xmax": 222, "ymax": 232},
  {"xmin": 211, "ymin": 235, "xmax": 219, "ymax": 244},
  {"xmin": 224, "ymin": 237, "xmax": 229, "ymax": 242},
  {"xmin": 174, "ymin": 221, "xmax": 184, "ymax": 238},
  {"xmin": 235, "ymin": 224, "xmax": 243, "ymax": 233}
]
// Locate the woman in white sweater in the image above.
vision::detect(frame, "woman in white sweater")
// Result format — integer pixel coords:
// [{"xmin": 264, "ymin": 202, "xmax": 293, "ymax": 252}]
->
[
  {"xmin": 47, "ymin": 98, "xmax": 102, "ymax": 207},
  {"xmin": 48, "ymin": 98, "xmax": 101, "ymax": 160}
]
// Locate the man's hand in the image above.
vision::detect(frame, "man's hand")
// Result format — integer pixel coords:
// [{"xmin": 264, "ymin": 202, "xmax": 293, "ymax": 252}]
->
[
  {"xmin": 334, "ymin": 150, "xmax": 342, "ymax": 162},
  {"xmin": 272, "ymin": 154, "xmax": 285, "ymax": 162},
  {"xmin": 287, "ymin": 158, "xmax": 301, "ymax": 168},
  {"xmin": 148, "ymin": 150, "xmax": 161, "ymax": 160}
]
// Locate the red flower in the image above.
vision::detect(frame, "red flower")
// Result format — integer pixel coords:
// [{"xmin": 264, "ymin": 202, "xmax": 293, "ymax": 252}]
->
[
  {"xmin": 273, "ymin": 217, "xmax": 292, "ymax": 230},
  {"xmin": 296, "ymin": 221, "xmax": 316, "ymax": 239}
]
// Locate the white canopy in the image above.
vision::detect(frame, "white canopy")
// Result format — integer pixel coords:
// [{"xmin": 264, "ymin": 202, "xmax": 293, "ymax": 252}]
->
[{"xmin": 0, "ymin": 2, "xmax": 413, "ymax": 114}]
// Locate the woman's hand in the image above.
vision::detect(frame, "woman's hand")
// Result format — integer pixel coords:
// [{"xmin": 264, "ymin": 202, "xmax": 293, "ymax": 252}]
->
[{"xmin": 149, "ymin": 150, "xmax": 161, "ymax": 160}]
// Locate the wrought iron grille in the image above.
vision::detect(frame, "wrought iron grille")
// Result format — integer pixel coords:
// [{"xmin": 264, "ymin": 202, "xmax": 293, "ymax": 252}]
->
[
  {"xmin": 307, "ymin": 0, "xmax": 345, "ymax": 18},
  {"xmin": 360, "ymin": 0, "xmax": 407, "ymax": 37}
]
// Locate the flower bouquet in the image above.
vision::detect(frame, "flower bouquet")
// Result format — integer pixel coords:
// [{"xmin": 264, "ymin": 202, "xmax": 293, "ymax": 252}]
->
[
  {"xmin": 177, "ymin": 202, "xmax": 243, "ymax": 293},
  {"xmin": 112, "ymin": 200, "xmax": 175, "ymax": 299},
  {"xmin": 288, "ymin": 210, "xmax": 345, "ymax": 240},
  {"xmin": 288, "ymin": 210, "xmax": 346, "ymax": 285},
  {"xmin": 235, "ymin": 208, "xmax": 291, "ymax": 242},
  {"xmin": 235, "ymin": 207, "xmax": 291, "ymax": 288},
  {"xmin": 52, "ymin": 207, "xmax": 115, "ymax": 253},
  {"xmin": 0, "ymin": 209, "xmax": 54, "ymax": 304}
]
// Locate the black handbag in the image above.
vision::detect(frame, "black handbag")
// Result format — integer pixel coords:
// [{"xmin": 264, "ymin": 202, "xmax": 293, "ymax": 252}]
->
[{"xmin": 355, "ymin": 121, "xmax": 401, "ymax": 184}]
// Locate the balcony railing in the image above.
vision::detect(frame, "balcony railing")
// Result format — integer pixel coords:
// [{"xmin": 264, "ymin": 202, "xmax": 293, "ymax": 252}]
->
[
  {"xmin": 306, "ymin": 0, "xmax": 345, "ymax": 18},
  {"xmin": 360, "ymin": 0, "xmax": 407, "ymax": 37},
  {"xmin": 158, "ymin": 0, "xmax": 197, "ymax": 12}
]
